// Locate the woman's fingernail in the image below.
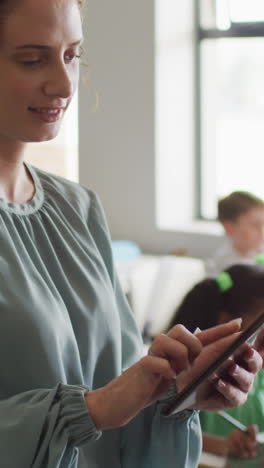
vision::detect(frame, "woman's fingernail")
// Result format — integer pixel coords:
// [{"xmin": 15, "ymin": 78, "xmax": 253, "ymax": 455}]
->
[
  {"xmin": 209, "ymin": 372, "xmax": 219, "ymax": 383},
  {"xmin": 217, "ymin": 379, "xmax": 226, "ymax": 390},
  {"xmin": 231, "ymin": 364, "xmax": 239, "ymax": 377},
  {"xmin": 246, "ymin": 348, "xmax": 254, "ymax": 358},
  {"xmin": 230, "ymin": 318, "xmax": 242, "ymax": 327},
  {"xmin": 194, "ymin": 327, "xmax": 201, "ymax": 335}
]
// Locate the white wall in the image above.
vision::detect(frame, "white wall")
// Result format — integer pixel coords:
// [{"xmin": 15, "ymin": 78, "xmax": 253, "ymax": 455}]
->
[{"xmin": 79, "ymin": 0, "xmax": 223, "ymax": 258}]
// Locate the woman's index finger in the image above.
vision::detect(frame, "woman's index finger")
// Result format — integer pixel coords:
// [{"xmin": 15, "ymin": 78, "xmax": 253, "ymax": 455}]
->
[{"xmin": 195, "ymin": 319, "xmax": 242, "ymax": 346}]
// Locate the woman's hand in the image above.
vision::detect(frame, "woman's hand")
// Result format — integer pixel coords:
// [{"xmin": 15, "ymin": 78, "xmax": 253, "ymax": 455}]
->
[
  {"xmin": 176, "ymin": 323, "xmax": 263, "ymax": 411},
  {"xmin": 85, "ymin": 321, "xmax": 249, "ymax": 430},
  {"xmin": 254, "ymin": 326, "xmax": 264, "ymax": 366},
  {"xmin": 227, "ymin": 425, "xmax": 258, "ymax": 458},
  {"xmin": 85, "ymin": 324, "xmax": 203, "ymax": 430}
]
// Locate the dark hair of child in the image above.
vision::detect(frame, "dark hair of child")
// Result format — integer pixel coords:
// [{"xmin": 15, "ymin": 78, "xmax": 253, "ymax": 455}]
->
[
  {"xmin": 168, "ymin": 263, "xmax": 264, "ymax": 333},
  {"xmin": 218, "ymin": 191, "xmax": 264, "ymax": 223}
]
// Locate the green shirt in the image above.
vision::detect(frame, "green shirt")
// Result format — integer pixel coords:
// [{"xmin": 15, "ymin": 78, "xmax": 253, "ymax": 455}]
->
[{"xmin": 0, "ymin": 164, "xmax": 201, "ymax": 468}]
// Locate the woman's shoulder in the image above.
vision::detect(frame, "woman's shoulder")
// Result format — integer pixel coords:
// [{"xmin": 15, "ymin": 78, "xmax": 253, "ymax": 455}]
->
[
  {"xmin": 32, "ymin": 165, "xmax": 90, "ymax": 196},
  {"xmin": 29, "ymin": 164, "xmax": 110, "ymax": 238},
  {"xmin": 30, "ymin": 164, "xmax": 100, "ymax": 214}
]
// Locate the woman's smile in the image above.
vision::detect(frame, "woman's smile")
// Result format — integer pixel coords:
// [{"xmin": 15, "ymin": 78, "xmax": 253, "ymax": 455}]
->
[{"xmin": 28, "ymin": 106, "xmax": 65, "ymax": 123}]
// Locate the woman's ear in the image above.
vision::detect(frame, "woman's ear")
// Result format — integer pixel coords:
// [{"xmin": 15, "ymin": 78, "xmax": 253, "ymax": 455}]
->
[{"xmin": 218, "ymin": 309, "xmax": 232, "ymax": 325}]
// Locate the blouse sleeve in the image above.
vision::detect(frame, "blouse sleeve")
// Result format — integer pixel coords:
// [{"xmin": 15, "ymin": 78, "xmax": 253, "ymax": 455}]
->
[{"xmin": 0, "ymin": 383, "xmax": 101, "ymax": 468}]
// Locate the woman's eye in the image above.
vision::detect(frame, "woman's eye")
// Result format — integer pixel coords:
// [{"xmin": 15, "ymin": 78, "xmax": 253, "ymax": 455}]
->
[
  {"xmin": 65, "ymin": 47, "xmax": 83, "ymax": 63},
  {"xmin": 18, "ymin": 50, "xmax": 82, "ymax": 67},
  {"xmin": 65, "ymin": 53, "xmax": 81, "ymax": 63},
  {"xmin": 19, "ymin": 59, "xmax": 42, "ymax": 67}
]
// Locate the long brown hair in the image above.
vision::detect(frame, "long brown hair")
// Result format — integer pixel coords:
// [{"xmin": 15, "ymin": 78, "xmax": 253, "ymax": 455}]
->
[
  {"xmin": 0, "ymin": 0, "xmax": 85, "ymax": 21},
  {"xmin": 0, "ymin": 0, "xmax": 85, "ymax": 40}
]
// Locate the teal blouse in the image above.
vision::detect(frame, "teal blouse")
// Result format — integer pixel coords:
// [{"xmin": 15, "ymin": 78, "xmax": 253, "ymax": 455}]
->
[{"xmin": 0, "ymin": 164, "xmax": 201, "ymax": 468}]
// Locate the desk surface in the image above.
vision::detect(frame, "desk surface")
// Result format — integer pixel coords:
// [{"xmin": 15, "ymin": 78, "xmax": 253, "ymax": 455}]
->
[{"xmin": 199, "ymin": 451, "xmax": 226, "ymax": 468}]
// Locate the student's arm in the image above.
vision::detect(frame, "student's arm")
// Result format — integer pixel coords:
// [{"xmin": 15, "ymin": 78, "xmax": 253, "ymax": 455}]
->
[
  {"xmin": 202, "ymin": 432, "xmax": 228, "ymax": 456},
  {"xmin": 203, "ymin": 426, "xmax": 258, "ymax": 458},
  {"xmin": 227, "ymin": 426, "xmax": 258, "ymax": 458}
]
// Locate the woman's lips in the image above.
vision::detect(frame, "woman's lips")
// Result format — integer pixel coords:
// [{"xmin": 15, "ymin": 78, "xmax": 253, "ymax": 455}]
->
[{"xmin": 28, "ymin": 107, "xmax": 64, "ymax": 123}]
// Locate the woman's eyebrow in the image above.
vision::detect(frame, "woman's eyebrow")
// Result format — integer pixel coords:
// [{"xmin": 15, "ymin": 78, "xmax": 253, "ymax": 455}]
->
[{"xmin": 15, "ymin": 39, "xmax": 83, "ymax": 50}]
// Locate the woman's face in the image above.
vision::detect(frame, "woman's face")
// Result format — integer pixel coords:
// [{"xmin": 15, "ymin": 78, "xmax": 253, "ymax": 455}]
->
[{"xmin": 0, "ymin": 0, "xmax": 83, "ymax": 144}]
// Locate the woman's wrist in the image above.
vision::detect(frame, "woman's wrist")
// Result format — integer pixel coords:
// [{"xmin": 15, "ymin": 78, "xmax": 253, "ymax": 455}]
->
[{"xmin": 85, "ymin": 389, "xmax": 105, "ymax": 431}]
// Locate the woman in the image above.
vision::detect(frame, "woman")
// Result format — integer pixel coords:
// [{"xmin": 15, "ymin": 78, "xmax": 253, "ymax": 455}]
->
[{"xmin": 0, "ymin": 0, "xmax": 262, "ymax": 467}]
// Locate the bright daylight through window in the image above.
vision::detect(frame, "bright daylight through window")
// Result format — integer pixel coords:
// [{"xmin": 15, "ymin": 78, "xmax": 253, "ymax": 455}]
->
[{"xmin": 199, "ymin": 0, "xmax": 264, "ymax": 219}]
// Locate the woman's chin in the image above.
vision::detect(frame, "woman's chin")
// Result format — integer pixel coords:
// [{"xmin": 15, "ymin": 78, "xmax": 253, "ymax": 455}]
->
[{"xmin": 23, "ymin": 130, "xmax": 60, "ymax": 143}]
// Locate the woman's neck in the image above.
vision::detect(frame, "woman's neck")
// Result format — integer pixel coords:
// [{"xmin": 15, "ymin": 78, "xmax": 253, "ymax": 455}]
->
[{"xmin": 0, "ymin": 145, "xmax": 35, "ymax": 204}]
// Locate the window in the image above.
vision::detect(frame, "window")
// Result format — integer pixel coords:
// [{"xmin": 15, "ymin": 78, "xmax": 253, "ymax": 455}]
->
[
  {"xmin": 25, "ymin": 94, "xmax": 79, "ymax": 182},
  {"xmin": 198, "ymin": 0, "xmax": 264, "ymax": 219}
]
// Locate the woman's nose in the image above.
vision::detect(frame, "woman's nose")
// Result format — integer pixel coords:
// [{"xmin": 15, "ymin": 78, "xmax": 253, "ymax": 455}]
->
[{"xmin": 43, "ymin": 62, "xmax": 76, "ymax": 99}]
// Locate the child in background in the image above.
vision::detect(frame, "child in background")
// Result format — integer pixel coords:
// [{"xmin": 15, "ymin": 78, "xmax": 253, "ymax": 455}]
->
[
  {"xmin": 168, "ymin": 263, "xmax": 264, "ymax": 459},
  {"xmin": 206, "ymin": 191, "xmax": 264, "ymax": 277}
]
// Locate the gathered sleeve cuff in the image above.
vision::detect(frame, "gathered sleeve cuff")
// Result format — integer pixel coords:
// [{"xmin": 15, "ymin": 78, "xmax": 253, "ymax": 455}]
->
[
  {"xmin": 57, "ymin": 384, "xmax": 102, "ymax": 447},
  {"xmin": 0, "ymin": 383, "xmax": 102, "ymax": 468}
]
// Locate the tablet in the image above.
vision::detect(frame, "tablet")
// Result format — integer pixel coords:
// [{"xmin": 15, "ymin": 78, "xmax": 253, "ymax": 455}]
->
[{"xmin": 163, "ymin": 311, "xmax": 264, "ymax": 416}]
